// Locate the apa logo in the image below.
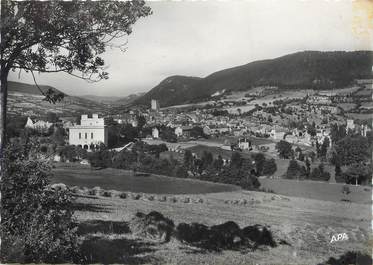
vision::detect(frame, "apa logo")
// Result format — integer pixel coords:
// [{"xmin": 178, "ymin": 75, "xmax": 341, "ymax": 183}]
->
[{"xmin": 330, "ymin": 233, "xmax": 349, "ymax": 243}]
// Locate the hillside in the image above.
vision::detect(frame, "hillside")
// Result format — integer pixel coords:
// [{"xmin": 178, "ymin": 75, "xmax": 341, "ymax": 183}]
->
[
  {"xmin": 134, "ymin": 75, "xmax": 202, "ymax": 107},
  {"xmin": 135, "ymin": 51, "xmax": 373, "ymax": 107},
  {"xmin": 7, "ymin": 81, "xmax": 108, "ymax": 116},
  {"xmin": 114, "ymin": 92, "xmax": 146, "ymax": 106}
]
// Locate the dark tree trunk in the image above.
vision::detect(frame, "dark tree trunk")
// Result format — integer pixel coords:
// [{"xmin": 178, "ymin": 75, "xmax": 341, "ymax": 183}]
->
[
  {"xmin": 1, "ymin": 0, "xmax": 8, "ymax": 157},
  {"xmin": 0, "ymin": 71, "xmax": 8, "ymax": 155}
]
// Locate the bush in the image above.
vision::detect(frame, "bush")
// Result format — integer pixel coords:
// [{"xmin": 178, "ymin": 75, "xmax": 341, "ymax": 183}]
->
[
  {"xmin": 1, "ymin": 142, "xmax": 78, "ymax": 263},
  {"xmin": 262, "ymin": 158, "xmax": 277, "ymax": 176}
]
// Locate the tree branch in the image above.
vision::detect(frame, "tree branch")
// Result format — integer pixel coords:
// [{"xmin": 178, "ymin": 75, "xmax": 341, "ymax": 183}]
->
[{"xmin": 29, "ymin": 70, "xmax": 46, "ymax": 96}]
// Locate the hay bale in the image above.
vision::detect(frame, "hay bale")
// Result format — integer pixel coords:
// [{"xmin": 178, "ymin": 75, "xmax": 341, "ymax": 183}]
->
[
  {"xmin": 168, "ymin": 196, "xmax": 177, "ymax": 203},
  {"xmin": 241, "ymin": 224, "xmax": 277, "ymax": 248},
  {"xmin": 88, "ymin": 189, "xmax": 97, "ymax": 196},
  {"xmin": 158, "ymin": 196, "xmax": 167, "ymax": 202},
  {"xmin": 88, "ymin": 186, "xmax": 102, "ymax": 196},
  {"xmin": 119, "ymin": 192, "xmax": 127, "ymax": 199},
  {"xmin": 102, "ymin": 190, "xmax": 112, "ymax": 197},
  {"xmin": 147, "ymin": 195, "xmax": 155, "ymax": 201},
  {"xmin": 131, "ymin": 193, "xmax": 142, "ymax": 200},
  {"xmin": 239, "ymin": 199, "xmax": 247, "ymax": 205},
  {"xmin": 129, "ymin": 211, "xmax": 175, "ymax": 243},
  {"xmin": 176, "ymin": 222, "xmax": 210, "ymax": 246},
  {"xmin": 210, "ymin": 221, "xmax": 242, "ymax": 250},
  {"xmin": 183, "ymin": 197, "xmax": 190, "ymax": 203}
]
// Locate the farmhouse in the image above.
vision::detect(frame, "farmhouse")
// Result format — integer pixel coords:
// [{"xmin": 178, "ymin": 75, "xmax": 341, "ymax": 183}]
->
[
  {"xmin": 175, "ymin": 126, "xmax": 193, "ymax": 137},
  {"xmin": 152, "ymin": 127, "xmax": 159, "ymax": 139},
  {"xmin": 69, "ymin": 114, "xmax": 108, "ymax": 150},
  {"xmin": 25, "ymin": 117, "xmax": 53, "ymax": 132}
]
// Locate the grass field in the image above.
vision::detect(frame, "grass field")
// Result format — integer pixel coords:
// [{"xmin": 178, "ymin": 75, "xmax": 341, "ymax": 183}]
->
[
  {"xmin": 74, "ymin": 189, "xmax": 371, "ymax": 265},
  {"xmin": 51, "ymin": 163, "xmax": 239, "ymax": 194},
  {"xmin": 259, "ymin": 178, "xmax": 372, "ymax": 204},
  {"xmin": 57, "ymin": 162, "xmax": 372, "ymax": 264}
]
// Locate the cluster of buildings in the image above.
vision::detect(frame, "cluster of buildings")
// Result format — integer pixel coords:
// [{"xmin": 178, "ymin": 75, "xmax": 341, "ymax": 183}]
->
[{"xmin": 24, "ymin": 86, "xmax": 372, "ymax": 153}]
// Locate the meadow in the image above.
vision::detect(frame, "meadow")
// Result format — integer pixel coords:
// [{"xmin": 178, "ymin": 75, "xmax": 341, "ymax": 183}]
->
[
  {"xmin": 51, "ymin": 163, "xmax": 239, "ymax": 194},
  {"xmin": 51, "ymin": 162, "xmax": 372, "ymax": 264}
]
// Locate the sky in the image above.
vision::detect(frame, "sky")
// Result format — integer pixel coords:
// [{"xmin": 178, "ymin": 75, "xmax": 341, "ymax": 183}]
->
[{"xmin": 8, "ymin": 0, "xmax": 373, "ymax": 97}]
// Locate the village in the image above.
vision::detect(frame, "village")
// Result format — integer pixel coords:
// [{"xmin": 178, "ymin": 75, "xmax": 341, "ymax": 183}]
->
[{"xmin": 18, "ymin": 78, "xmax": 372, "ymax": 188}]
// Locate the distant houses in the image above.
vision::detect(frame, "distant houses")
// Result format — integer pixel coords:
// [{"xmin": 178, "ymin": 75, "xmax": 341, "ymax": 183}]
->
[
  {"xmin": 152, "ymin": 127, "xmax": 159, "ymax": 139},
  {"xmin": 25, "ymin": 117, "xmax": 53, "ymax": 132},
  {"xmin": 175, "ymin": 126, "xmax": 193, "ymax": 138}
]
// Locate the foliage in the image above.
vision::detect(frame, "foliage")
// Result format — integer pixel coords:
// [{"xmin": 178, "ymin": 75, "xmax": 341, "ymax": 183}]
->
[
  {"xmin": 88, "ymin": 147, "xmax": 113, "ymax": 169},
  {"xmin": 1, "ymin": 141, "xmax": 78, "ymax": 263},
  {"xmin": 275, "ymin": 140, "xmax": 293, "ymax": 159},
  {"xmin": 262, "ymin": 158, "xmax": 277, "ymax": 176},
  {"xmin": 309, "ymin": 163, "xmax": 330, "ymax": 181},
  {"xmin": 136, "ymin": 115, "xmax": 147, "ymax": 130},
  {"xmin": 159, "ymin": 126, "xmax": 177, "ymax": 142},
  {"xmin": 319, "ymin": 137, "xmax": 330, "ymax": 159},
  {"xmin": 190, "ymin": 126, "xmax": 207, "ymax": 139},
  {"xmin": 334, "ymin": 135, "xmax": 370, "ymax": 165},
  {"xmin": 1, "ymin": 1, "xmax": 151, "ymax": 83},
  {"xmin": 330, "ymin": 123, "xmax": 347, "ymax": 144},
  {"xmin": 341, "ymin": 163, "xmax": 372, "ymax": 185},
  {"xmin": 58, "ymin": 145, "xmax": 87, "ymax": 162},
  {"xmin": 307, "ymin": 122, "xmax": 317, "ymax": 137},
  {"xmin": 253, "ymin": 153, "xmax": 266, "ymax": 176},
  {"xmin": 286, "ymin": 159, "xmax": 302, "ymax": 179}
]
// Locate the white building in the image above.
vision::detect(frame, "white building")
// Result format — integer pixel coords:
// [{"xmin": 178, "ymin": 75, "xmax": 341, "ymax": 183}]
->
[
  {"xmin": 346, "ymin": 119, "xmax": 355, "ymax": 132},
  {"xmin": 151, "ymin": 99, "xmax": 160, "ymax": 111},
  {"xmin": 25, "ymin": 117, "xmax": 53, "ymax": 132},
  {"xmin": 68, "ymin": 114, "xmax": 108, "ymax": 150},
  {"xmin": 152, "ymin": 127, "xmax": 159, "ymax": 139}
]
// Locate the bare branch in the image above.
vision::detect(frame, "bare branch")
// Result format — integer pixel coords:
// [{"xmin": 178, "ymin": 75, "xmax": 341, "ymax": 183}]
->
[{"xmin": 29, "ymin": 70, "xmax": 46, "ymax": 97}]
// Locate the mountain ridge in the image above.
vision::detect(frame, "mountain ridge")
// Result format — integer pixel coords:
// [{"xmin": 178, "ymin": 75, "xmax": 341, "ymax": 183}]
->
[{"xmin": 135, "ymin": 50, "xmax": 373, "ymax": 107}]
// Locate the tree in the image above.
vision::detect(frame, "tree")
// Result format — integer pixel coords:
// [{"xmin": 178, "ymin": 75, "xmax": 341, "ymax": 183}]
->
[
  {"xmin": 309, "ymin": 163, "xmax": 330, "ymax": 181},
  {"xmin": 262, "ymin": 158, "xmax": 277, "ymax": 176},
  {"xmin": 1, "ymin": 140, "xmax": 78, "ymax": 263},
  {"xmin": 201, "ymin": 151, "xmax": 213, "ymax": 171},
  {"xmin": 315, "ymin": 140, "xmax": 321, "ymax": 158},
  {"xmin": 88, "ymin": 148, "xmax": 113, "ymax": 169},
  {"xmin": 183, "ymin": 150, "xmax": 194, "ymax": 172},
  {"xmin": 190, "ymin": 126, "xmax": 206, "ymax": 139},
  {"xmin": 342, "ymin": 163, "xmax": 372, "ymax": 185},
  {"xmin": 213, "ymin": 155, "xmax": 224, "ymax": 172},
  {"xmin": 51, "ymin": 126, "xmax": 65, "ymax": 146},
  {"xmin": 320, "ymin": 137, "xmax": 330, "ymax": 159},
  {"xmin": 136, "ymin": 115, "xmax": 146, "ymax": 130},
  {"xmin": 286, "ymin": 159, "xmax": 301, "ymax": 179},
  {"xmin": 305, "ymin": 158, "xmax": 311, "ymax": 177},
  {"xmin": 46, "ymin": 112, "xmax": 59, "ymax": 123},
  {"xmin": 307, "ymin": 122, "xmax": 317, "ymax": 137},
  {"xmin": 335, "ymin": 136, "xmax": 370, "ymax": 165},
  {"xmin": 330, "ymin": 123, "xmax": 346, "ymax": 144},
  {"xmin": 275, "ymin": 140, "xmax": 293, "ymax": 159},
  {"xmin": 0, "ymin": 0, "xmax": 151, "ymax": 150},
  {"xmin": 253, "ymin": 153, "xmax": 266, "ymax": 176},
  {"xmin": 160, "ymin": 126, "xmax": 177, "ymax": 143}
]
